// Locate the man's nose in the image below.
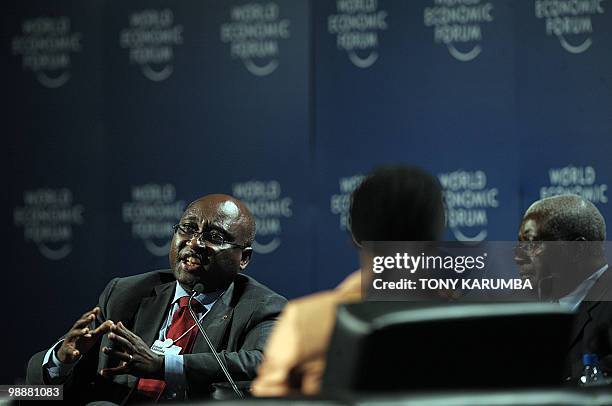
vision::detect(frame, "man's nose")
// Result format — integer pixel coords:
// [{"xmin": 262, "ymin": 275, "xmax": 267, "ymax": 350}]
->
[
  {"xmin": 513, "ymin": 246, "xmax": 531, "ymax": 265},
  {"xmin": 186, "ymin": 234, "xmax": 206, "ymax": 249}
]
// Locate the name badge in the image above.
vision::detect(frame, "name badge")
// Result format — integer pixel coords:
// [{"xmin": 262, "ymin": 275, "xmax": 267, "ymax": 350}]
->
[{"xmin": 151, "ymin": 339, "xmax": 182, "ymax": 356}]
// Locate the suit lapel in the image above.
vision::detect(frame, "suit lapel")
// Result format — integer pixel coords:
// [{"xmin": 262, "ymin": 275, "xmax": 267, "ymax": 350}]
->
[
  {"xmin": 122, "ymin": 280, "xmax": 175, "ymax": 390},
  {"xmin": 132, "ymin": 281, "xmax": 176, "ymax": 347},
  {"xmin": 192, "ymin": 282, "xmax": 236, "ymax": 354}
]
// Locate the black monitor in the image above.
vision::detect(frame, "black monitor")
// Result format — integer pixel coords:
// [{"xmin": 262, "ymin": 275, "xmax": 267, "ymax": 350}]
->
[{"xmin": 322, "ymin": 302, "xmax": 573, "ymax": 393}]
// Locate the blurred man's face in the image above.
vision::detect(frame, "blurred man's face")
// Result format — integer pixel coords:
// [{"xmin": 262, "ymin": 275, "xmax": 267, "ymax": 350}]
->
[
  {"xmin": 515, "ymin": 215, "xmax": 547, "ymax": 287},
  {"xmin": 514, "ymin": 213, "xmax": 566, "ymax": 299}
]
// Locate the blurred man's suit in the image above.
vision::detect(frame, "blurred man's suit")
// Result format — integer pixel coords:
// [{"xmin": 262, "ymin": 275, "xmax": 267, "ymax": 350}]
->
[{"xmin": 567, "ymin": 269, "xmax": 612, "ymax": 379}]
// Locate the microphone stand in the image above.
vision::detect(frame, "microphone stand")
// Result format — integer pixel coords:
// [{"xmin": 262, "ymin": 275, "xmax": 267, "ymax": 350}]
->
[{"xmin": 188, "ymin": 290, "xmax": 244, "ymax": 399}]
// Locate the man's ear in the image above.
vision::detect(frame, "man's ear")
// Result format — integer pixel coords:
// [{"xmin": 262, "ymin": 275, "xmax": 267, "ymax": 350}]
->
[{"xmin": 240, "ymin": 247, "xmax": 253, "ymax": 270}]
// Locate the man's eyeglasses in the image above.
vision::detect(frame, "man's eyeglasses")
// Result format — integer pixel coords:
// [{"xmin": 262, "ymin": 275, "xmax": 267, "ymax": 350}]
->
[
  {"xmin": 173, "ymin": 223, "xmax": 247, "ymax": 249},
  {"xmin": 514, "ymin": 240, "xmax": 544, "ymax": 257}
]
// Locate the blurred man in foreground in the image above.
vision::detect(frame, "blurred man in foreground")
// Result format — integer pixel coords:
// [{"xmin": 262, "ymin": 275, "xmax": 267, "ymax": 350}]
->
[
  {"xmin": 27, "ymin": 194, "xmax": 286, "ymax": 403},
  {"xmin": 252, "ymin": 165, "xmax": 446, "ymax": 396},
  {"xmin": 515, "ymin": 195, "xmax": 612, "ymax": 378}
]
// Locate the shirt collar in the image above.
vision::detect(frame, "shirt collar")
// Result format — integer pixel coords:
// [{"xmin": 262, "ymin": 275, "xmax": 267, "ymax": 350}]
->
[
  {"xmin": 173, "ymin": 282, "xmax": 224, "ymax": 308},
  {"xmin": 559, "ymin": 264, "xmax": 609, "ymax": 311}
]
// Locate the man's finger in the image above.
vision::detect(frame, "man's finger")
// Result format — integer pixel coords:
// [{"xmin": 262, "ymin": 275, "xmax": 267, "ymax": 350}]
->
[
  {"xmin": 72, "ymin": 313, "xmax": 96, "ymax": 330},
  {"xmin": 79, "ymin": 307, "xmax": 100, "ymax": 320},
  {"xmin": 66, "ymin": 327, "xmax": 90, "ymax": 342},
  {"xmin": 112, "ymin": 322, "xmax": 138, "ymax": 344},
  {"xmin": 116, "ymin": 322, "xmax": 139, "ymax": 342},
  {"xmin": 116, "ymin": 321, "xmax": 132, "ymax": 336},
  {"xmin": 89, "ymin": 320, "xmax": 114, "ymax": 336},
  {"xmin": 77, "ymin": 307, "xmax": 100, "ymax": 323},
  {"xmin": 108, "ymin": 332, "xmax": 133, "ymax": 352},
  {"xmin": 102, "ymin": 347, "xmax": 133, "ymax": 363},
  {"xmin": 100, "ymin": 364, "xmax": 129, "ymax": 377}
]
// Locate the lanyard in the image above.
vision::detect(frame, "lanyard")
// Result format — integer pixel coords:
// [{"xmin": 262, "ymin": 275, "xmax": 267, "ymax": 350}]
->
[
  {"xmin": 162, "ymin": 300, "xmax": 207, "ymax": 345},
  {"xmin": 165, "ymin": 313, "xmax": 206, "ymax": 345}
]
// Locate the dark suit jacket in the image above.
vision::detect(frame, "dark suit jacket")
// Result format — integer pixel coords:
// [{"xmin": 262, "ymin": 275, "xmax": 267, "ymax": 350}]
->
[
  {"xmin": 26, "ymin": 270, "xmax": 287, "ymax": 403},
  {"xmin": 566, "ymin": 267, "xmax": 612, "ymax": 379}
]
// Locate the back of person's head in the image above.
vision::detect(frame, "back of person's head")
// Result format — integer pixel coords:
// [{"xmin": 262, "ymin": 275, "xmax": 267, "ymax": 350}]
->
[
  {"xmin": 526, "ymin": 194, "xmax": 606, "ymax": 241},
  {"xmin": 349, "ymin": 165, "xmax": 445, "ymax": 244}
]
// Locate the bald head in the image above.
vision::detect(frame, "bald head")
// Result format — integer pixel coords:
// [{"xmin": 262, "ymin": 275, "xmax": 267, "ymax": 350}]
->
[
  {"xmin": 186, "ymin": 194, "xmax": 256, "ymax": 246},
  {"xmin": 170, "ymin": 193, "xmax": 256, "ymax": 291},
  {"xmin": 524, "ymin": 195, "xmax": 605, "ymax": 241}
]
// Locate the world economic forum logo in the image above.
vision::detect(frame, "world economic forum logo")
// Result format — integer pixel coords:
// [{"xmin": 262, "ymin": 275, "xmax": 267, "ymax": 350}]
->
[
  {"xmin": 424, "ymin": 0, "xmax": 494, "ymax": 62},
  {"xmin": 122, "ymin": 184, "xmax": 185, "ymax": 256},
  {"xmin": 13, "ymin": 188, "xmax": 84, "ymax": 260},
  {"xmin": 539, "ymin": 165, "xmax": 608, "ymax": 203},
  {"xmin": 11, "ymin": 16, "xmax": 82, "ymax": 88},
  {"xmin": 119, "ymin": 8, "xmax": 183, "ymax": 82},
  {"xmin": 220, "ymin": 2, "xmax": 291, "ymax": 77},
  {"xmin": 330, "ymin": 174, "xmax": 365, "ymax": 231},
  {"xmin": 119, "ymin": 9, "xmax": 184, "ymax": 82},
  {"xmin": 327, "ymin": 0, "xmax": 388, "ymax": 69},
  {"xmin": 438, "ymin": 170, "xmax": 499, "ymax": 242},
  {"xmin": 534, "ymin": 0, "xmax": 605, "ymax": 54},
  {"xmin": 232, "ymin": 180, "xmax": 292, "ymax": 254}
]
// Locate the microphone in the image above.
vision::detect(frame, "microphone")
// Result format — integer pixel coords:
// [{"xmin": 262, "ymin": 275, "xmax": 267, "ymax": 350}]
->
[{"xmin": 188, "ymin": 283, "xmax": 244, "ymax": 399}]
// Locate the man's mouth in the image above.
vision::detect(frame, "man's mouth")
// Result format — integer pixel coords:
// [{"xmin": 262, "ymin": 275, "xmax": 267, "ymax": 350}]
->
[
  {"xmin": 513, "ymin": 254, "xmax": 531, "ymax": 266},
  {"xmin": 183, "ymin": 256, "xmax": 201, "ymax": 265},
  {"xmin": 178, "ymin": 252, "xmax": 205, "ymax": 272}
]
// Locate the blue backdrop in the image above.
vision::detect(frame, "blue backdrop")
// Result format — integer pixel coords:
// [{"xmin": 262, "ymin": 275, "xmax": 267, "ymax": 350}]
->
[{"xmin": 4, "ymin": 0, "xmax": 612, "ymax": 384}]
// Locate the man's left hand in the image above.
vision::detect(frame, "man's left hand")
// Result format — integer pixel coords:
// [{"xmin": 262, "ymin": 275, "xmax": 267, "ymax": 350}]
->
[{"xmin": 100, "ymin": 322, "xmax": 164, "ymax": 379}]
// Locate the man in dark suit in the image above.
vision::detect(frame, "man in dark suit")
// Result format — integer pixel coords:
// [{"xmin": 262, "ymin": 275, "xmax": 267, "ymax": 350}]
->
[
  {"xmin": 27, "ymin": 194, "xmax": 287, "ymax": 403},
  {"xmin": 515, "ymin": 194, "xmax": 612, "ymax": 379}
]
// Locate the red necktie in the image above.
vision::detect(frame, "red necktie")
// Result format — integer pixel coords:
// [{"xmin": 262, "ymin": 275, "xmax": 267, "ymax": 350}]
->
[{"xmin": 136, "ymin": 296, "xmax": 203, "ymax": 401}]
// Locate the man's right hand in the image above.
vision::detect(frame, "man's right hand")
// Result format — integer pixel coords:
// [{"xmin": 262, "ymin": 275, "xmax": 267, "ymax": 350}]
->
[{"xmin": 57, "ymin": 307, "xmax": 114, "ymax": 364}]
